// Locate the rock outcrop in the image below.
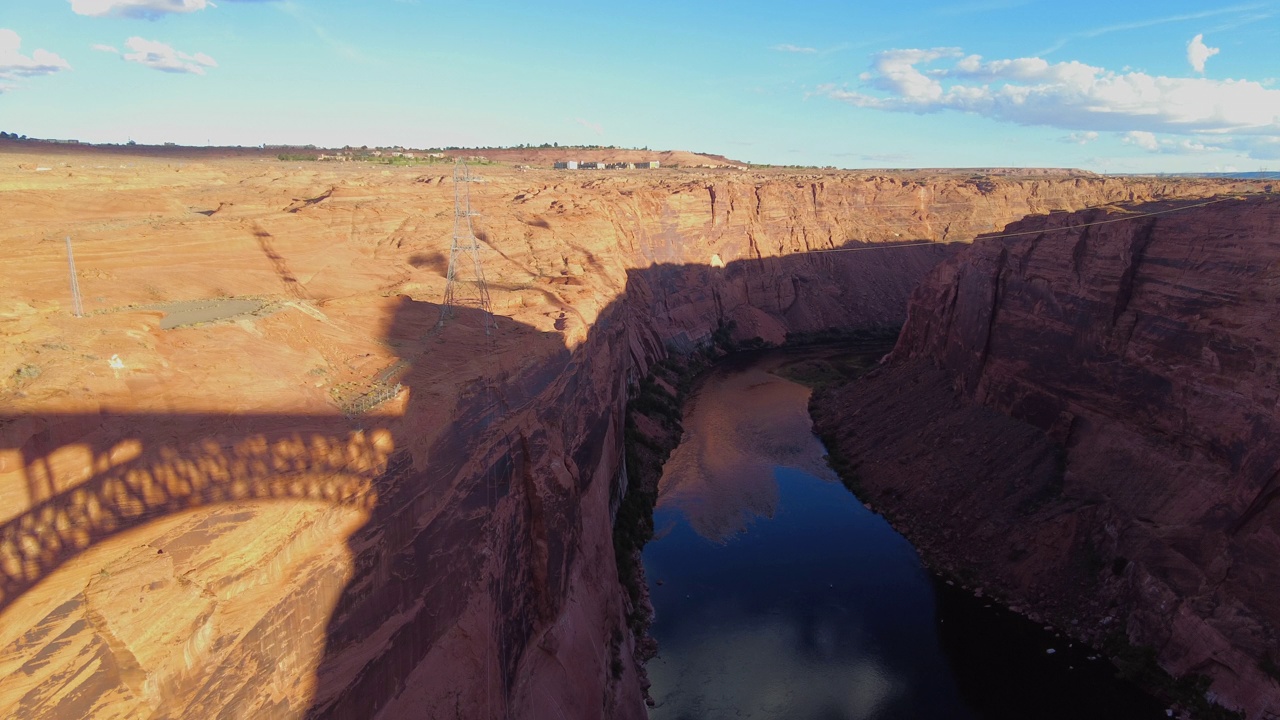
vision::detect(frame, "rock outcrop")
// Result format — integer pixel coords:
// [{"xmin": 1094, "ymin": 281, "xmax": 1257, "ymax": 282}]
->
[
  {"xmin": 1, "ymin": 146, "xmax": 1272, "ymax": 718},
  {"xmin": 814, "ymin": 195, "xmax": 1280, "ymax": 717}
]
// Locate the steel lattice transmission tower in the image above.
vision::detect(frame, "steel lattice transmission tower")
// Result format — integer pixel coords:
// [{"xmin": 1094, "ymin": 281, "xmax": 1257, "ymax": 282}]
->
[{"xmin": 437, "ymin": 159, "xmax": 494, "ymax": 334}]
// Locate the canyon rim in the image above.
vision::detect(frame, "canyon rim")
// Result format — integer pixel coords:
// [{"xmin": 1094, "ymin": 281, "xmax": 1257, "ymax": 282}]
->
[{"xmin": 1, "ymin": 141, "xmax": 1277, "ymax": 718}]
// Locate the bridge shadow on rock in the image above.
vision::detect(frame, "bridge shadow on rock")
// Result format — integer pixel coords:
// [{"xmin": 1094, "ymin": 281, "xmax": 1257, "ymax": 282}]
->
[
  {"xmin": 0, "ymin": 239, "xmax": 958, "ymax": 719},
  {"xmin": 0, "ymin": 298, "xmax": 567, "ymax": 718},
  {"xmin": 2, "ymin": 412, "xmax": 388, "ymax": 612}
]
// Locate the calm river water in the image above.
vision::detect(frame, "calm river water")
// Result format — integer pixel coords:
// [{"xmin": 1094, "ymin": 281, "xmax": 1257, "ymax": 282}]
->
[{"xmin": 641, "ymin": 348, "xmax": 1169, "ymax": 720}]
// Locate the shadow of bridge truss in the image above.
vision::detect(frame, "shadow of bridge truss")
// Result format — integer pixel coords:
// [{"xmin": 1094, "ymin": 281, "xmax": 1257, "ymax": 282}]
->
[{"xmin": 0, "ymin": 411, "xmax": 395, "ymax": 614}]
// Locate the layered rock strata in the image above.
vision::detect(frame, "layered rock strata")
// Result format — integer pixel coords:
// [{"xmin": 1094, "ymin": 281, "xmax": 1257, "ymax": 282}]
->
[
  {"xmin": 0, "ymin": 147, "xmax": 1271, "ymax": 718},
  {"xmin": 814, "ymin": 195, "xmax": 1280, "ymax": 718}
]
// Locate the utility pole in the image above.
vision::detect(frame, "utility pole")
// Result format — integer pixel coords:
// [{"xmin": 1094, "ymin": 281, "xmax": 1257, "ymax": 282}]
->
[
  {"xmin": 437, "ymin": 160, "xmax": 494, "ymax": 334},
  {"xmin": 65, "ymin": 236, "xmax": 84, "ymax": 317}
]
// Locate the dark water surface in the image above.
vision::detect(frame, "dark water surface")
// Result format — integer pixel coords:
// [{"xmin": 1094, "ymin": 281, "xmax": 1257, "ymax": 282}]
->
[{"xmin": 641, "ymin": 349, "xmax": 1168, "ymax": 720}]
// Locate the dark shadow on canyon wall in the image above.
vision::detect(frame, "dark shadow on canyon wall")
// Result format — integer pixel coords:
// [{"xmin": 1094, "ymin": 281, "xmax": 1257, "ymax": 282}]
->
[{"xmin": 0, "ymin": 238, "xmax": 958, "ymax": 718}]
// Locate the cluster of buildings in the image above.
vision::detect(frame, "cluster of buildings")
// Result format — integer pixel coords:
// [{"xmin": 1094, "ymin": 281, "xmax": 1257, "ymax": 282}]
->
[
  {"xmin": 313, "ymin": 150, "xmax": 453, "ymax": 162},
  {"xmin": 554, "ymin": 160, "xmax": 660, "ymax": 170}
]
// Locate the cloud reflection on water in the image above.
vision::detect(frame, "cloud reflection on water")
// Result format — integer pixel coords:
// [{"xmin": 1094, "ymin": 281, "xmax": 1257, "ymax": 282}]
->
[
  {"xmin": 656, "ymin": 362, "xmax": 837, "ymax": 544},
  {"xmin": 649, "ymin": 612, "xmax": 899, "ymax": 720},
  {"xmin": 644, "ymin": 351, "xmax": 969, "ymax": 720},
  {"xmin": 651, "ymin": 358, "xmax": 902, "ymax": 719}
]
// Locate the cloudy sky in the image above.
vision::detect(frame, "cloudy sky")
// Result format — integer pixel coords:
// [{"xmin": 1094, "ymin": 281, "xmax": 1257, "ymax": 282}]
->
[{"xmin": 1, "ymin": 0, "xmax": 1278, "ymax": 171}]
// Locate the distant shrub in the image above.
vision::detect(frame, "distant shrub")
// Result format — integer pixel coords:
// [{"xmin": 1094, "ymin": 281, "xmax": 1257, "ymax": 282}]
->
[{"xmin": 13, "ymin": 364, "xmax": 41, "ymax": 381}]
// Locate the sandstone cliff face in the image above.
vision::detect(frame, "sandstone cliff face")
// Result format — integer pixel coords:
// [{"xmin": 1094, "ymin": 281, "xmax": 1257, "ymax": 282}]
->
[
  {"xmin": 1, "ymin": 148, "xmax": 1270, "ymax": 718},
  {"xmin": 817, "ymin": 195, "xmax": 1280, "ymax": 717}
]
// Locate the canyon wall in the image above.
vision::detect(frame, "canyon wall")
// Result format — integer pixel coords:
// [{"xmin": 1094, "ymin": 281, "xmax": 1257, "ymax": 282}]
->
[
  {"xmin": 814, "ymin": 195, "xmax": 1280, "ymax": 717},
  {"xmin": 0, "ymin": 149, "xmax": 1269, "ymax": 718}
]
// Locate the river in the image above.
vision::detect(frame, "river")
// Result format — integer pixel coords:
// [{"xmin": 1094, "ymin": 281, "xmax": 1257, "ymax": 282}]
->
[{"xmin": 641, "ymin": 346, "xmax": 1169, "ymax": 720}]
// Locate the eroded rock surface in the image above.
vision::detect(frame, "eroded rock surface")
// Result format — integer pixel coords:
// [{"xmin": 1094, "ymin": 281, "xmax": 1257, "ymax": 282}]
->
[
  {"xmin": 1, "ymin": 145, "xmax": 1270, "ymax": 718},
  {"xmin": 815, "ymin": 195, "xmax": 1280, "ymax": 717}
]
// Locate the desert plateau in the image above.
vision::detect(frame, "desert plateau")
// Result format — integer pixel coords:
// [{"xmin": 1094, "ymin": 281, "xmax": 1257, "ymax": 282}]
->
[
  {"xmin": 0, "ymin": 133, "xmax": 1275, "ymax": 720},
  {"xmin": 7, "ymin": 11, "xmax": 1280, "ymax": 720}
]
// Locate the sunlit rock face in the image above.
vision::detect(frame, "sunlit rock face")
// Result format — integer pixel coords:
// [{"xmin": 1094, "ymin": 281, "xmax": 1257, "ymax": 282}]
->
[
  {"xmin": 0, "ymin": 146, "xmax": 1269, "ymax": 718},
  {"xmin": 0, "ymin": 477, "xmax": 371, "ymax": 716},
  {"xmin": 815, "ymin": 195, "xmax": 1280, "ymax": 718}
]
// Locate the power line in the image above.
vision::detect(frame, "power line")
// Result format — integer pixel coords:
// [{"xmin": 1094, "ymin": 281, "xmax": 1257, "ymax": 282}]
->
[
  {"xmin": 788, "ymin": 185, "xmax": 1274, "ymax": 250},
  {"xmin": 805, "ymin": 193, "xmax": 1270, "ymax": 255},
  {"xmin": 65, "ymin": 236, "xmax": 84, "ymax": 317},
  {"xmin": 804, "ymin": 241, "xmax": 942, "ymax": 254},
  {"xmin": 964, "ymin": 196, "xmax": 1236, "ymax": 241}
]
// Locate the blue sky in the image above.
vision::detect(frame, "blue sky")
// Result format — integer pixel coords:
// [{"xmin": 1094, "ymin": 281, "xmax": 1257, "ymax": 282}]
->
[{"xmin": 2, "ymin": 0, "xmax": 1278, "ymax": 172}]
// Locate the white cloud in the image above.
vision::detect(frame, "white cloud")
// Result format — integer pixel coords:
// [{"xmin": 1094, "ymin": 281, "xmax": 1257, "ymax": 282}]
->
[
  {"xmin": 1217, "ymin": 136, "xmax": 1280, "ymax": 160},
  {"xmin": 1122, "ymin": 130, "xmax": 1224, "ymax": 154},
  {"xmin": 772, "ymin": 44, "xmax": 818, "ymax": 54},
  {"xmin": 0, "ymin": 29, "xmax": 71, "ymax": 86},
  {"xmin": 1123, "ymin": 131, "xmax": 1159, "ymax": 151},
  {"xmin": 70, "ymin": 0, "xmax": 211, "ymax": 18},
  {"xmin": 575, "ymin": 117, "xmax": 604, "ymax": 136},
  {"xmin": 1187, "ymin": 34, "xmax": 1220, "ymax": 73},
  {"xmin": 1177, "ymin": 139, "xmax": 1221, "ymax": 152},
  {"xmin": 1064, "ymin": 131, "xmax": 1099, "ymax": 144},
  {"xmin": 91, "ymin": 43, "xmax": 120, "ymax": 54},
  {"xmin": 856, "ymin": 48, "xmax": 961, "ymax": 103},
  {"xmin": 123, "ymin": 37, "xmax": 217, "ymax": 75},
  {"xmin": 820, "ymin": 45, "xmax": 1280, "ymax": 158}
]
